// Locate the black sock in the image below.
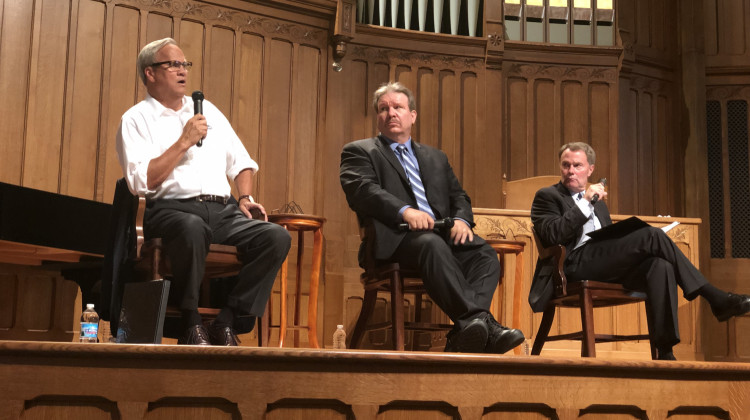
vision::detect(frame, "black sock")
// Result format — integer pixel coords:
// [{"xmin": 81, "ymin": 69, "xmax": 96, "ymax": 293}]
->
[
  {"xmin": 181, "ymin": 309, "xmax": 202, "ymax": 331},
  {"xmin": 214, "ymin": 307, "xmax": 235, "ymax": 328},
  {"xmin": 696, "ymin": 284, "xmax": 730, "ymax": 309}
]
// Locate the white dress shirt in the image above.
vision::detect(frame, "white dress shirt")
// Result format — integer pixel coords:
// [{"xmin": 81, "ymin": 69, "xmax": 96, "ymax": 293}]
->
[
  {"xmin": 116, "ymin": 94, "xmax": 258, "ymax": 199},
  {"xmin": 573, "ymin": 191, "xmax": 601, "ymax": 249}
]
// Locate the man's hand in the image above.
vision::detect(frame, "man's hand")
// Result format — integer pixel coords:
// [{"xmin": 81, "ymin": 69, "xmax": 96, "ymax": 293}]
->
[
  {"xmin": 239, "ymin": 198, "xmax": 268, "ymax": 221},
  {"xmin": 402, "ymin": 208, "xmax": 434, "ymax": 231},
  {"xmin": 181, "ymin": 114, "xmax": 208, "ymax": 147},
  {"xmin": 584, "ymin": 181, "xmax": 607, "ymax": 203},
  {"xmin": 449, "ymin": 219, "xmax": 474, "ymax": 245}
]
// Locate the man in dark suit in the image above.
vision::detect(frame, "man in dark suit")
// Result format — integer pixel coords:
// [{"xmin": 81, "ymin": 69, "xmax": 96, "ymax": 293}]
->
[
  {"xmin": 340, "ymin": 82, "xmax": 524, "ymax": 354},
  {"xmin": 530, "ymin": 141, "xmax": 750, "ymax": 360}
]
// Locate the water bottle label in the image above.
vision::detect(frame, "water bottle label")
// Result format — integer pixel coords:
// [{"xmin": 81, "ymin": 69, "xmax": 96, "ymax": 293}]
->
[{"xmin": 81, "ymin": 323, "xmax": 98, "ymax": 339}]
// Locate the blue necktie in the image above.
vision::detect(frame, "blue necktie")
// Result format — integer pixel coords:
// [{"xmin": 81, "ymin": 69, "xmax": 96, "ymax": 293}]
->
[{"xmin": 396, "ymin": 145, "xmax": 435, "ymax": 219}]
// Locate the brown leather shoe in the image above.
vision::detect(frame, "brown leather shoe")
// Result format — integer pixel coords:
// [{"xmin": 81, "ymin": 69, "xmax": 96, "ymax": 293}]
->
[
  {"xmin": 207, "ymin": 323, "xmax": 240, "ymax": 346},
  {"xmin": 177, "ymin": 324, "xmax": 210, "ymax": 345}
]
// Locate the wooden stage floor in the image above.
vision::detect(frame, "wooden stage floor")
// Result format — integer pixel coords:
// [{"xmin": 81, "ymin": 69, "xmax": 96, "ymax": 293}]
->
[{"xmin": 1, "ymin": 340, "xmax": 749, "ymax": 420}]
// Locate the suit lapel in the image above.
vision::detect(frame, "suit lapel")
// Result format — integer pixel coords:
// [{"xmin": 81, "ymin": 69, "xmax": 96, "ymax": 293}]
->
[
  {"xmin": 375, "ymin": 135, "xmax": 409, "ymax": 186},
  {"xmin": 555, "ymin": 182, "xmax": 575, "ymax": 209}
]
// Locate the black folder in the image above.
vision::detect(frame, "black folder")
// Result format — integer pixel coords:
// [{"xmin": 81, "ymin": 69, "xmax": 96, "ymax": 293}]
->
[
  {"xmin": 586, "ymin": 216, "xmax": 650, "ymax": 241},
  {"xmin": 116, "ymin": 280, "xmax": 170, "ymax": 344}
]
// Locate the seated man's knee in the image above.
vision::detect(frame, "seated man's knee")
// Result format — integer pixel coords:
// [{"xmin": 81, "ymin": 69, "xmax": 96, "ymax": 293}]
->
[
  {"xmin": 409, "ymin": 232, "xmax": 452, "ymax": 257},
  {"xmin": 264, "ymin": 223, "xmax": 292, "ymax": 255},
  {"xmin": 168, "ymin": 214, "xmax": 212, "ymax": 247}
]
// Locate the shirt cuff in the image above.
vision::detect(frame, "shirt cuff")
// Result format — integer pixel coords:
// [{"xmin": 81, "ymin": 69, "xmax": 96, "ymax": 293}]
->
[{"xmin": 455, "ymin": 218, "xmax": 471, "ymax": 228}]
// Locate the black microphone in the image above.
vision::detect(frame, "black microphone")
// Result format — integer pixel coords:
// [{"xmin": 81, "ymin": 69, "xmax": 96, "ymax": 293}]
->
[
  {"xmin": 591, "ymin": 178, "xmax": 607, "ymax": 204},
  {"xmin": 192, "ymin": 90, "xmax": 204, "ymax": 147},
  {"xmin": 397, "ymin": 217, "xmax": 454, "ymax": 232}
]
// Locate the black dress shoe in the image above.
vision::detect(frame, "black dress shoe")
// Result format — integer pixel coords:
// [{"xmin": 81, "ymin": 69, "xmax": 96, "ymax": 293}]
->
[
  {"xmin": 713, "ymin": 293, "xmax": 750, "ymax": 322},
  {"xmin": 177, "ymin": 324, "xmax": 210, "ymax": 345},
  {"xmin": 444, "ymin": 318, "xmax": 489, "ymax": 353},
  {"xmin": 656, "ymin": 351, "xmax": 677, "ymax": 361},
  {"xmin": 483, "ymin": 313, "xmax": 524, "ymax": 354},
  {"xmin": 207, "ymin": 323, "xmax": 240, "ymax": 346}
]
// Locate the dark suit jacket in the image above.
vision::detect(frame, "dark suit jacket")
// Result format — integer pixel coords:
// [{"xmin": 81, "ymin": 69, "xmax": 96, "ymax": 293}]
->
[
  {"xmin": 528, "ymin": 182, "xmax": 612, "ymax": 312},
  {"xmin": 340, "ymin": 135, "xmax": 474, "ymax": 264}
]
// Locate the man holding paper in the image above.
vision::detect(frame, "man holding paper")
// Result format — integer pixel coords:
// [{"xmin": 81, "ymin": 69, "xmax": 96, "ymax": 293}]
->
[{"xmin": 530, "ymin": 142, "xmax": 750, "ymax": 360}]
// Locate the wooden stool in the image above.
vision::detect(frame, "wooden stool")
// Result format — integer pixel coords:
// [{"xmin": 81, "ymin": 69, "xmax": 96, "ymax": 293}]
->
[
  {"xmin": 486, "ymin": 239, "xmax": 525, "ymax": 354},
  {"xmin": 262, "ymin": 214, "xmax": 325, "ymax": 348}
]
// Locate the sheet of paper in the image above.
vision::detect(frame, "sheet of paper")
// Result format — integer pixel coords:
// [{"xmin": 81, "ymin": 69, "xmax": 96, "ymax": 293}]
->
[{"xmin": 661, "ymin": 221, "xmax": 680, "ymax": 233}]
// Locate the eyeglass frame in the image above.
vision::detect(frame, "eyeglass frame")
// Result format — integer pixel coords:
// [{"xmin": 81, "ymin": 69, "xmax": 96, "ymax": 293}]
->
[{"xmin": 150, "ymin": 60, "xmax": 193, "ymax": 71}]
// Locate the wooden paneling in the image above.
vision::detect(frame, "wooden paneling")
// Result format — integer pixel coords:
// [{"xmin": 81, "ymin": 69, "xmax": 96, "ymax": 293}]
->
[
  {"xmin": 24, "ymin": 0, "xmax": 70, "ymax": 192},
  {"xmin": 290, "ymin": 44, "xmax": 322, "ymax": 211},
  {"xmin": 0, "ymin": 0, "xmax": 34, "ymax": 185},
  {"xmin": 2, "ymin": 342, "xmax": 750, "ymax": 420},
  {"xmin": 0, "ymin": 264, "xmax": 80, "ymax": 341},
  {"xmin": 62, "ymin": 0, "xmax": 106, "ymax": 199},
  {"xmin": 0, "ymin": 0, "xmax": 741, "ymax": 361},
  {"xmin": 501, "ymin": 53, "xmax": 620, "ymax": 208},
  {"xmin": 99, "ymin": 4, "xmax": 141, "ymax": 203},
  {"xmin": 234, "ymin": 32, "xmax": 264, "ymax": 165}
]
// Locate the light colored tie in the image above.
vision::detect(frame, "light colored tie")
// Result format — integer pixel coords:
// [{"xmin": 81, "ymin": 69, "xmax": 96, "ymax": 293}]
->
[
  {"xmin": 396, "ymin": 145, "xmax": 435, "ymax": 219},
  {"xmin": 575, "ymin": 192, "xmax": 597, "ymax": 248}
]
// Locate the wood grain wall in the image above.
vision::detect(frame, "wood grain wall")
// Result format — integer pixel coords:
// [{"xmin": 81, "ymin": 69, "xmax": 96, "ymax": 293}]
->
[
  {"xmin": 702, "ymin": 0, "xmax": 750, "ymax": 362},
  {"xmin": 3, "ymin": 0, "xmax": 748, "ymax": 359}
]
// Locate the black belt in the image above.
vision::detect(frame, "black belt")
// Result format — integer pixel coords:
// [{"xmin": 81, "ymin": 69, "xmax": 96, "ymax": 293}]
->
[{"xmin": 179, "ymin": 195, "xmax": 229, "ymax": 205}]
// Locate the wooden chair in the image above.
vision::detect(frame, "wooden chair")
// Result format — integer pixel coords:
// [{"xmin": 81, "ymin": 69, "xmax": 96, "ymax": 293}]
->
[
  {"xmin": 111, "ymin": 178, "xmax": 270, "ymax": 344},
  {"xmin": 501, "ymin": 174, "xmax": 560, "ymax": 209},
  {"xmin": 530, "ymin": 228, "xmax": 654, "ymax": 358},
  {"xmin": 132, "ymin": 196, "xmax": 243, "ymax": 324},
  {"xmin": 348, "ymin": 221, "xmax": 453, "ymax": 351}
]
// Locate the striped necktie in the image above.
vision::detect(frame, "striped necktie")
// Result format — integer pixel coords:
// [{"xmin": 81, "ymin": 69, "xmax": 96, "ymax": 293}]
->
[
  {"xmin": 575, "ymin": 191, "xmax": 597, "ymax": 248},
  {"xmin": 396, "ymin": 145, "xmax": 435, "ymax": 219}
]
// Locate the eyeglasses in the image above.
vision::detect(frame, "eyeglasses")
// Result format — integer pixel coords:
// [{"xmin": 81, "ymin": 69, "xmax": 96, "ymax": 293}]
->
[{"xmin": 150, "ymin": 60, "xmax": 192, "ymax": 71}]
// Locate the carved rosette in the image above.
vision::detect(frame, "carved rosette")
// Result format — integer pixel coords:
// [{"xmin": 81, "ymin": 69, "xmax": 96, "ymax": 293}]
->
[
  {"xmin": 473, "ymin": 216, "xmax": 533, "ymax": 240},
  {"xmin": 350, "ymin": 46, "xmax": 484, "ymax": 69},
  {"xmin": 120, "ymin": 0, "xmax": 326, "ymax": 44},
  {"xmin": 488, "ymin": 32, "xmax": 503, "ymax": 47},
  {"xmin": 505, "ymin": 63, "xmax": 617, "ymax": 83}
]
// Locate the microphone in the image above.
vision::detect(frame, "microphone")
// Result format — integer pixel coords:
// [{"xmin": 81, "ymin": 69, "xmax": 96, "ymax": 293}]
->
[
  {"xmin": 192, "ymin": 90, "xmax": 204, "ymax": 147},
  {"xmin": 591, "ymin": 178, "xmax": 607, "ymax": 204},
  {"xmin": 397, "ymin": 217, "xmax": 454, "ymax": 232}
]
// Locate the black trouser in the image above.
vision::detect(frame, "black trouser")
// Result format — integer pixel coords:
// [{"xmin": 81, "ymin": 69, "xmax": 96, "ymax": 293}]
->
[
  {"xmin": 145, "ymin": 199, "xmax": 291, "ymax": 319},
  {"xmin": 565, "ymin": 226, "xmax": 707, "ymax": 349},
  {"xmin": 389, "ymin": 231, "xmax": 500, "ymax": 330}
]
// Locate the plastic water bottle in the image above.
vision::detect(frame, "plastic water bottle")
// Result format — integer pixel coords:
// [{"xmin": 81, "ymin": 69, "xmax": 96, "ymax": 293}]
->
[
  {"xmin": 332, "ymin": 324, "xmax": 347, "ymax": 349},
  {"xmin": 79, "ymin": 303, "xmax": 99, "ymax": 343}
]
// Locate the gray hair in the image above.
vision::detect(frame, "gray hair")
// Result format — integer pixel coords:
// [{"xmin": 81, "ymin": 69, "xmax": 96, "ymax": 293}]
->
[
  {"xmin": 559, "ymin": 142, "xmax": 596, "ymax": 165},
  {"xmin": 137, "ymin": 37, "xmax": 177, "ymax": 85},
  {"xmin": 372, "ymin": 82, "xmax": 416, "ymax": 112}
]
